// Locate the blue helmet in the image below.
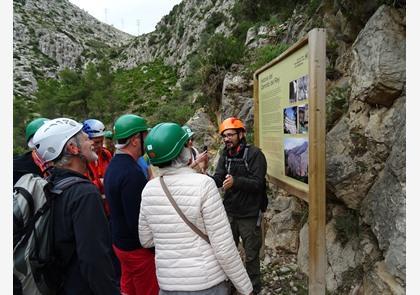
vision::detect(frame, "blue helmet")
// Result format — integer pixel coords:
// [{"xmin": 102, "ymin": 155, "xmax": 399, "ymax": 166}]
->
[{"xmin": 82, "ymin": 119, "xmax": 105, "ymax": 139}]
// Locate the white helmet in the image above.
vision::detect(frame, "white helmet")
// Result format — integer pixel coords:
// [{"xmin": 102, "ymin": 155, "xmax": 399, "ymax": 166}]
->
[
  {"xmin": 82, "ymin": 119, "xmax": 105, "ymax": 139},
  {"xmin": 32, "ymin": 118, "xmax": 83, "ymax": 162}
]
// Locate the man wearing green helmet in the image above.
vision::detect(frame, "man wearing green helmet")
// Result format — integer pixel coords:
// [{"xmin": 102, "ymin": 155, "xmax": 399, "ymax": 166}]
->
[
  {"xmin": 181, "ymin": 125, "xmax": 209, "ymax": 173},
  {"xmin": 103, "ymin": 130, "xmax": 116, "ymax": 154},
  {"xmin": 139, "ymin": 122, "xmax": 253, "ymax": 295},
  {"xmin": 13, "ymin": 117, "xmax": 50, "ymax": 185},
  {"xmin": 104, "ymin": 114, "xmax": 159, "ymax": 295}
]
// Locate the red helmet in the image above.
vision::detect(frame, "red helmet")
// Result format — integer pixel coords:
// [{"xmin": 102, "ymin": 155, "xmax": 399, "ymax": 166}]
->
[{"xmin": 219, "ymin": 117, "xmax": 245, "ymax": 134}]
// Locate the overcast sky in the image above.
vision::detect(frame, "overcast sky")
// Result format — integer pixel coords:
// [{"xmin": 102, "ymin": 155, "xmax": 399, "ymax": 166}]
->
[{"xmin": 69, "ymin": 0, "xmax": 182, "ymax": 36}]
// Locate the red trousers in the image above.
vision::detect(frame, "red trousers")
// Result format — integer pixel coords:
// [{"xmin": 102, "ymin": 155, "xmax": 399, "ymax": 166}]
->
[{"xmin": 113, "ymin": 245, "xmax": 159, "ymax": 295}]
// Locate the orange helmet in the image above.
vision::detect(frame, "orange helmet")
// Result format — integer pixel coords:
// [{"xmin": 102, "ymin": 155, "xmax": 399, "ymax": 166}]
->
[{"xmin": 219, "ymin": 117, "xmax": 245, "ymax": 134}]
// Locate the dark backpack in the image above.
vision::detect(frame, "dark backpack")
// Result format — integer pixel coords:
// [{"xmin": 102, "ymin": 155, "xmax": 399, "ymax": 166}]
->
[
  {"xmin": 13, "ymin": 174, "xmax": 89, "ymax": 295},
  {"xmin": 224, "ymin": 145, "xmax": 269, "ymax": 212}
]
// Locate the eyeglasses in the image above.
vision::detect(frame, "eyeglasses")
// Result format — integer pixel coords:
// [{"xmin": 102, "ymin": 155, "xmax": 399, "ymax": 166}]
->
[{"xmin": 222, "ymin": 132, "xmax": 238, "ymax": 139}]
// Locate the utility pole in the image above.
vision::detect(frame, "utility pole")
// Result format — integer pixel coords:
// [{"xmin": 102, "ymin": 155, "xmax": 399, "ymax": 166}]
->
[
  {"xmin": 104, "ymin": 8, "xmax": 108, "ymax": 23},
  {"xmin": 121, "ymin": 18, "xmax": 124, "ymax": 30},
  {"xmin": 137, "ymin": 19, "xmax": 140, "ymax": 35}
]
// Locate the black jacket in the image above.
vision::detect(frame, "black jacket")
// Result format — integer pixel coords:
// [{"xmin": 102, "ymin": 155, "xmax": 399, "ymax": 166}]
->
[
  {"xmin": 13, "ymin": 151, "xmax": 43, "ymax": 185},
  {"xmin": 212, "ymin": 142, "xmax": 267, "ymax": 218},
  {"xmin": 50, "ymin": 168, "xmax": 119, "ymax": 295}
]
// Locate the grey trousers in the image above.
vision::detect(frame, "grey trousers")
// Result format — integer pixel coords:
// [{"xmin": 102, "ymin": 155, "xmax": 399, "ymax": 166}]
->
[{"xmin": 159, "ymin": 280, "xmax": 229, "ymax": 295}]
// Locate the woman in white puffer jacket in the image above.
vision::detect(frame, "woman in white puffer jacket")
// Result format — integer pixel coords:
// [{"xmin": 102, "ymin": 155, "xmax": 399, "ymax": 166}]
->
[{"xmin": 139, "ymin": 122, "xmax": 253, "ymax": 295}]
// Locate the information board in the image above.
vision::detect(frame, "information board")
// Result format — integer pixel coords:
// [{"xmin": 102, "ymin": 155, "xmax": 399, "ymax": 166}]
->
[
  {"xmin": 257, "ymin": 45, "xmax": 310, "ymax": 197},
  {"xmin": 254, "ymin": 28, "xmax": 326, "ymax": 294}
]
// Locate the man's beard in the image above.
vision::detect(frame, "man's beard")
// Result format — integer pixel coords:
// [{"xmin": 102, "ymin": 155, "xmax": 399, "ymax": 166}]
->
[{"xmin": 86, "ymin": 150, "xmax": 99, "ymax": 162}]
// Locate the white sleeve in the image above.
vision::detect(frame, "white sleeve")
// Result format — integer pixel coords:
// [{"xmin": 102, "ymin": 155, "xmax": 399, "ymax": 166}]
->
[
  {"xmin": 201, "ymin": 178, "xmax": 253, "ymax": 295},
  {"xmin": 138, "ymin": 193, "xmax": 154, "ymax": 248}
]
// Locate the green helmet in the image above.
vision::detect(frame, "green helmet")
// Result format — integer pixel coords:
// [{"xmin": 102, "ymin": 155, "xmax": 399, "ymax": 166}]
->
[
  {"xmin": 104, "ymin": 130, "xmax": 113, "ymax": 139},
  {"xmin": 181, "ymin": 125, "xmax": 194, "ymax": 139},
  {"xmin": 25, "ymin": 117, "xmax": 49, "ymax": 143},
  {"xmin": 145, "ymin": 122, "xmax": 189, "ymax": 164},
  {"xmin": 113, "ymin": 114, "xmax": 148, "ymax": 140}
]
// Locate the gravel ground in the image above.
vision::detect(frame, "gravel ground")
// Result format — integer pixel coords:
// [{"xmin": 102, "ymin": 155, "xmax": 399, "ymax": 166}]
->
[{"xmin": 259, "ymin": 248, "xmax": 308, "ymax": 295}]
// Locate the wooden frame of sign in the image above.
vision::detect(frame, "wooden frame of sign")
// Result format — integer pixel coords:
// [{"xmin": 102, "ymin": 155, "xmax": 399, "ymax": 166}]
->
[{"xmin": 253, "ymin": 28, "xmax": 326, "ymax": 294}]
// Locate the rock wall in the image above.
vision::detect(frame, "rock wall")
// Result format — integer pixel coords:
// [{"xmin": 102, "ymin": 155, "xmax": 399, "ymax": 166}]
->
[
  {"xmin": 13, "ymin": 0, "xmax": 132, "ymax": 98},
  {"xmin": 214, "ymin": 3, "xmax": 406, "ymax": 294}
]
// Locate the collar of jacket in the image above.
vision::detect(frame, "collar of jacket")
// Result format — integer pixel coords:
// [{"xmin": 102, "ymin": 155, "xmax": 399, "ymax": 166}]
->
[{"xmin": 159, "ymin": 166, "xmax": 196, "ymax": 176}]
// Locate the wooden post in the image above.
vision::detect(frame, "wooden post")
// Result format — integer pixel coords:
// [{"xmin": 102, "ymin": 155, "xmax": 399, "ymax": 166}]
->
[{"xmin": 308, "ymin": 28, "xmax": 326, "ymax": 295}]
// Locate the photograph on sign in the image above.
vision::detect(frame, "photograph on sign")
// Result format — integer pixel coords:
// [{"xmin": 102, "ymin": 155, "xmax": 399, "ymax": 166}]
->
[
  {"xmin": 297, "ymin": 75, "xmax": 309, "ymax": 101},
  {"xmin": 283, "ymin": 106, "xmax": 297, "ymax": 134},
  {"xmin": 289, "ymin": 80, "xmax": 297, "ymax": 103},
  {"xmin": 298, "ymin": 104, "xmax": 308, "ymax": 134},
  {"xmin": 289, "ymin": 74, "xmax": 308, "ymax": 103},
  {"xmin": 284, "ymin": 137, "xmax": 308, "ymax": 184}
]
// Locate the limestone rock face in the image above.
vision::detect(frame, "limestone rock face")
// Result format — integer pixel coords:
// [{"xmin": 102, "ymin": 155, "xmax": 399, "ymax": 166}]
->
[
  {"xmin": 185, "ymin": 108, "xmax": 219, "ymax": 152},
  {"xmin": 363, "ymin": 261, "xmax": 405, "ymax": 295},
  {"xmin": 264, "ymin": 195, "xmax": 304, "ymax": 253},
  {"xmin": 13, "ymin": 0, "xmax": 132, "ymax": 98},
  {"xmin": 298, "ymin": 207, "xmax": 381, "ymax": 293},
  {"xmin": 219, "ymin": 68, "xmax": 254, "ymax": 131},
  {"xmin": 350, "ymin": 5, "xmax": 405, "ymax": 107},
  {"xmin": 114, "ymin": 0, "xmax": 236, "ymax": 78},
  {"xmin": 361, "ymin": 106, "xmax": 406, "ymax": 282},
  {"xmin": 326, "ymin": 95, "xmax": 405, "ymax": 209}
]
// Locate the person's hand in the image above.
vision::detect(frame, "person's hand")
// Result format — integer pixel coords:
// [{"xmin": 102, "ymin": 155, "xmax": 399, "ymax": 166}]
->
[
  {"xmin": 195, "ymin": 150, "xmax": 208, "ymax": 164},
  {"xmin": 191, "ymin": 151, "xmax": 208, "ymax": 172},
  {"xmin": 222, "ymin": 174, "xmax": 233, "ymax": 190}
]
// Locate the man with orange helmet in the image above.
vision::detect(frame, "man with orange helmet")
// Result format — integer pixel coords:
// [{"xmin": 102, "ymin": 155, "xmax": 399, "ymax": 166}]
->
[{"xmin": 212, "ymin": 117, "xmax": 267, "ymax": 294}]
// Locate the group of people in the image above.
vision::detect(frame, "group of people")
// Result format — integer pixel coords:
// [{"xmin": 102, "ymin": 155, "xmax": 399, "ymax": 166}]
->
[{"xmin": 13, "ymin": 114, "xmax": 267, "ymax": 295}]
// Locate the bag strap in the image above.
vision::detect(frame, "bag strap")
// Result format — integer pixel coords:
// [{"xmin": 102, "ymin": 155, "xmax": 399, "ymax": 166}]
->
[{"xmin": 159, "ymin": 176, "xmax": 210, "ymax": 244}]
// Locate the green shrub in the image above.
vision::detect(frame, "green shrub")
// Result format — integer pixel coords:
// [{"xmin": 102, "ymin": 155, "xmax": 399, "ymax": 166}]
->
[
  {"xmin": 248, "ymin": 43, "xmax": 289, "ymax": 74},
  {"xmin": 232, "ymin": 20, "xmax": 254, "ymax": 43},
  {"xmin": 205, "ymin": 12, "xmax": 227, "ymax": 34},
  {"xmin": 205, "ymin": 34, "xmax": 244, "ymax": 68}
]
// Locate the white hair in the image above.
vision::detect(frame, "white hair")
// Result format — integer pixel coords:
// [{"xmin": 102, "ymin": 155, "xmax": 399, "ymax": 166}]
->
[{"xmin": 170, "ymin": 146, "xmax": 192, "ymax": 168}]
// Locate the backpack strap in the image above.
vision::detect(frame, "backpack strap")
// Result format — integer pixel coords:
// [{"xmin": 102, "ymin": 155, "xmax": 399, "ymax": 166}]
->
[
  {"xmin": 224, "ymin": 145, "xmax": 250, "ymax": 174},
  {"xmin": 242, "ymin": 145, "xmax": 250, "ymax": 173},
  {"xmin": 49, "ymin": 176, "xmax": 90, "ymax": 194},
  {"xmin": 159, "ymin": 176, "xmax": 210, "ymax": 244},
  {"xmin": 14, "ymin": 187, "xmax": 35, "ymax": 220},
  {"xmin": 15, "ymin": 177, "xmax": 90, "ymax": 249}
]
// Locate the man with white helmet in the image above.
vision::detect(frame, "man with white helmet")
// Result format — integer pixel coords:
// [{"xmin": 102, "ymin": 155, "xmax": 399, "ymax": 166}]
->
[{"xmin": 32, "ymin": 117, "xmax": 119, "ymax": 295}]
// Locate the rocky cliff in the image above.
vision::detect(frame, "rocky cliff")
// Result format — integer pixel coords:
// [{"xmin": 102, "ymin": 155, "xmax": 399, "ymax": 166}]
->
[{"xmin": 13, "ymin": 0, "xmax": 133, "ymax": 98}]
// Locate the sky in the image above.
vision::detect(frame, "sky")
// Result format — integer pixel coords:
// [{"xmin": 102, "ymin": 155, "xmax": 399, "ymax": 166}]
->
[{"xmin": 69, "ymin": 0, "xmax": 182, "ymax": 36}]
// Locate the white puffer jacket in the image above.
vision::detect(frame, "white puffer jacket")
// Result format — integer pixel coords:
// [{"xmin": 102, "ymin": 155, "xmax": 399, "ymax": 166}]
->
[{"xmin": 139, "ymin": 166, "xmax": 253, "ymax": 294}]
